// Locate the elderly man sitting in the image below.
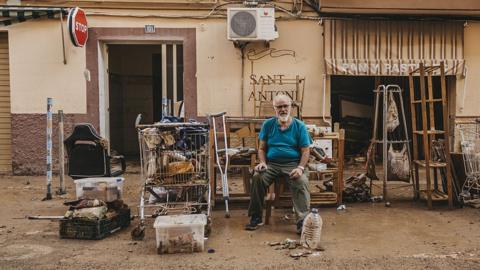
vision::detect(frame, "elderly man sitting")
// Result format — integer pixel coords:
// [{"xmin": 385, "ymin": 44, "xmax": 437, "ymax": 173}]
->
[{"xmin": 246, "ymin": 94, "xmax": 311, "ymax": 234}]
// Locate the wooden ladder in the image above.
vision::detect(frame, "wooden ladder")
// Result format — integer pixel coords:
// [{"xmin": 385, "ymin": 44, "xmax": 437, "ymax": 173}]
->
[{"xmin": 408, "ymin": 62, "xmax": 453, "ymax": 209}]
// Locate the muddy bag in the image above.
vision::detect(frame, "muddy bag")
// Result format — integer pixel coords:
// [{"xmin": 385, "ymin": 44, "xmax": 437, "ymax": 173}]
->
[
  {"xmin": 387, "ymin": 145, "xmax": 410, "ymax": 182},
  {"xmin": 386, "ymin": 92, "xmax": 400, "ymax": 132}
]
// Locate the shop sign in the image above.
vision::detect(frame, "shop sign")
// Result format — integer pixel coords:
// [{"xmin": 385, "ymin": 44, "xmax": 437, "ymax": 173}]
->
[
  {"xmin": 325, "ymin": 59, "xmax": 463, "ymax": 76},
  {"xmin": 248, "ymin": 74, "xmax": 304, "ymax": 102},
  {"xmin": 67, "ymin": 7, "xmax": 88, "ymax": 47}
]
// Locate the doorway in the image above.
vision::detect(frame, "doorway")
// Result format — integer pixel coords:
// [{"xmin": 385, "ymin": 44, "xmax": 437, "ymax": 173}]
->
[
  {"xmin": 331, "ymin": 75, "xmax": 455, "ymax": 160},
  {"xmin": 107, "ymin": 43, "xmax": 184, "ymax": 158}
]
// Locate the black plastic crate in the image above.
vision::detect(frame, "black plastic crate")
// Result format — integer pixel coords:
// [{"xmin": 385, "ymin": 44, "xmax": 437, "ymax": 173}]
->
[{"xmin": 59, "ymin": 208, "xmax": 130, "ymax": 240}]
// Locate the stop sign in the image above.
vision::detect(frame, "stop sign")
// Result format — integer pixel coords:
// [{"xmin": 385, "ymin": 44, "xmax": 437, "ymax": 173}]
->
[{"xmin": 67, "ymin": 7, "xmax": 88, "ymax": 47}]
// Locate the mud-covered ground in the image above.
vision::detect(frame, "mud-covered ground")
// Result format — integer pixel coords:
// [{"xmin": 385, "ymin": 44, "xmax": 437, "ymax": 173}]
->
[{"xmin": 0, "ymin": 172, "xmax": 479, "ymax": 270}]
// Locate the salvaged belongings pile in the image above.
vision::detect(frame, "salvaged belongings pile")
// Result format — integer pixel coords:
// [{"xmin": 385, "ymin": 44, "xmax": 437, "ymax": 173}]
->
[
  {"xmin": 64, "ymin": 198, "xmax": 128, "ymax": 220},
  {"xmin": 342, "ymin": 173, "xmax": 371, "ymax": 202},
  {"xmin": 306, "ymin": 125, "xmax": 334, "ymax": 170},
  {"xmin": 60, "ymin": 198, "xmax": 130, "ymax": 240},
  {"xmin": 141, "ymin": 124, "xmax": 209, "ymax": 186}
]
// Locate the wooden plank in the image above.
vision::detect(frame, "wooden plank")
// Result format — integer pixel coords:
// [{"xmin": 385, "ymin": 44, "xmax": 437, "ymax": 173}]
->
[
  {"xmin": 0, "ymin": 35, "xmax": 13, "ymax": 174},
  {"xmin": 427, "ymin": 73, "xmax": 435, "ymax": 130},
  {"xmin": 0, "ymin": 144, "xmax": 11, "ymax": 149},
  {"xmin": 0, "ymin": 167, "xmax": 12, "ymax": 172},
  {"xmin": 418, "ymin": 63, "xmax": 433, "ymax": 209},
  {"xmin": 439, "ymin": 62, "xmax": 453, "ymax": 208}
]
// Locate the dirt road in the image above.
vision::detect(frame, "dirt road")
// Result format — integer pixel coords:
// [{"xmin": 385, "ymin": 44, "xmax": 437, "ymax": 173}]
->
[{"xmin": 0, "ymin": 174, "xmax": 479, "ymax": 270}]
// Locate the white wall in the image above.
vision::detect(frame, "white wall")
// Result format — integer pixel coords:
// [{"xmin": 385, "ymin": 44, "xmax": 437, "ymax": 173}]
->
[{"xmin": 457, "ymin": 21, "xmax": 480, "ymax": 117}]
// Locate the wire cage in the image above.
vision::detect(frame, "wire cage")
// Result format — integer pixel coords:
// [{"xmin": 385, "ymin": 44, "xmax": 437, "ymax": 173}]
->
[
  {"xmin": 458, "ymin": 126, "xmax": 480, "ymax": 198},
  {"xmin": 137, "ymin": 121, "xmax": 211, "ymax": 218}
]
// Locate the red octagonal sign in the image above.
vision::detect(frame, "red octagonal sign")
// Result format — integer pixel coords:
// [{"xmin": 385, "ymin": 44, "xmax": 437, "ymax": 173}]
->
[{"xmin": 67, "ymin": 7, "xmax": 88, "ymax": 47}]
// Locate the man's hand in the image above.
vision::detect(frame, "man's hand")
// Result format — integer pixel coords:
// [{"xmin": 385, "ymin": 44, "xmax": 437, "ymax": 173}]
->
[
  {"xmin": 289, "ymin": 167, "xmax": 304, "ymax": 179},
  {"xmin": 255, "ymin": 162, "xmax": 268, "ymax": 172}
]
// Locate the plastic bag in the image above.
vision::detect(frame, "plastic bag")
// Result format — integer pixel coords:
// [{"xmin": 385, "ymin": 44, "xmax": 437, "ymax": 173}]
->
[
  {"xmin": 386, "ymin": 92, "xmax": 400, "ymax": 132},
  {"xmin": 387, "ymin": 144, "xmax": 410, "ymax": 182}
]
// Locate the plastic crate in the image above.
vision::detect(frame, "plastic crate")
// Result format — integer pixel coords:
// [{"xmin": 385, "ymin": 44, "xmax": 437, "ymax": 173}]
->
[
  {"xmin": 74, "ymin": 177, "xmax": 124, "ymax": 202},
  {"xmin": 154, "ymin": 214, "xmax": 207, "ymax": 254},
  {"xmin": 59, "ymin": 208, "xmax": 130, "ymax": 240}
]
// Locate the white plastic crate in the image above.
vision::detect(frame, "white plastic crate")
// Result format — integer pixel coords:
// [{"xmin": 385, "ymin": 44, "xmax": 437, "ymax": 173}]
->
[
  {"xmin": 154, "ymin": 214, "xmax": 207, "ymax": 254},
  {"xmin": 73, "ymin": 177, "xmax": 124, "ymax": 202}
]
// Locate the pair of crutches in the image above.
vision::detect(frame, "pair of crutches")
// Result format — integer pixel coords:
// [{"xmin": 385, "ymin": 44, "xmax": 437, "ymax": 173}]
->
[{"xmin": 208, "ymin": 112, "xmax": 231, "ymax": 218}]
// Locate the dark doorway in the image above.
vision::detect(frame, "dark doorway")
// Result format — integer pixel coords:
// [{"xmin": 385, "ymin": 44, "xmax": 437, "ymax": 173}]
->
[{"xmin": 108, "ymin": 44, "xmax": 184, "ymax": 159}]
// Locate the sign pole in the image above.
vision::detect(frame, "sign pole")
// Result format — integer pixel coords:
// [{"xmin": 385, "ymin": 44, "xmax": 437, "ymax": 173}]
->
[
  {"xmin": 43, "ymin": 98, "xmax": 53, "ymax": 201},
  {"xmin": 57, "ymin": 110, "xmax": 66, "ymax": 195}
]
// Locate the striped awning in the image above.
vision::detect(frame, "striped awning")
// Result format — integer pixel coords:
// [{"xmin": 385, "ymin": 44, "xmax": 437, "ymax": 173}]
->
[
  {"xmin": 324, "ymin": 19, "xmax": 465, "ymax": 76},
  {"xmin": 0, "ymin": 6, "xmax": 68, "ymax": 26}
]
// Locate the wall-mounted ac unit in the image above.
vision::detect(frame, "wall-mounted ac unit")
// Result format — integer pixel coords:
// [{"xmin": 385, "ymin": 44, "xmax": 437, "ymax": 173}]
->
[{"xmin": 227, "ymin": 7, "xmax": 278, "ymax": 41}]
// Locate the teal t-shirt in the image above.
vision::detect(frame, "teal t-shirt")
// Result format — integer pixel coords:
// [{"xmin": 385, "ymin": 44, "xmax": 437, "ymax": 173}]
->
[{"xmin": 259, "ymin": 117, "xmax": 312, "ymax": 163}]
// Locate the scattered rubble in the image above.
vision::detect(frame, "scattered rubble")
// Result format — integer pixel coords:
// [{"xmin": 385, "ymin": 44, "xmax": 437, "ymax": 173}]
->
[{"xmin": 267, "ymin": 238, "xmax": 325, "ymax": 259}]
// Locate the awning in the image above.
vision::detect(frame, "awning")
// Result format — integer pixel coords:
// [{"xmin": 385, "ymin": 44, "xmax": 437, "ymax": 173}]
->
[
  {"xmin": 324, "ymin": 19, "xmax": 465, "ymax": 76},
  {"xmin": 0, "ymin": 6, "xmax": 68, "ymax": 26}
]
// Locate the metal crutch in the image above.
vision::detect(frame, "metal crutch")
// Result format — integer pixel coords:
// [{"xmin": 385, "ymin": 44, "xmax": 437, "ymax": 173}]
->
[{"xmin": 208, "ymin": 112, "xmax": 231, "ymax": 218}]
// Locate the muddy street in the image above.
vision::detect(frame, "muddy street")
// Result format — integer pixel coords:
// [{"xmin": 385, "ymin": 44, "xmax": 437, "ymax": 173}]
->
[{"xmin": 0, "ymin": 174, "xmax": 479, "ymax": 270}]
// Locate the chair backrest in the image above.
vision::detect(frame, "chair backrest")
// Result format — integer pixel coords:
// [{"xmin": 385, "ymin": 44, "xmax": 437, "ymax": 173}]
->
[{"xmin": 64, "ymin": 123, "xmax": 110, "ymax": 179}]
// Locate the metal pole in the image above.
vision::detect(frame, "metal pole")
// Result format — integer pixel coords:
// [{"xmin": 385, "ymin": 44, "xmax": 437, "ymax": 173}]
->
[
  {"xmin": 43, "ymin": 98, "xmax": 53, "ymax": 201},
  {"xmin": 60, "ymin": 10, "xmax": 67, "ymax": 65},
  {"xmin": 57, "ymin": 110, "xmax": 66, "ymax": 195},
  {"xmin": 383, "ymin": 87, "xmax": 388, "ymax": 204}
]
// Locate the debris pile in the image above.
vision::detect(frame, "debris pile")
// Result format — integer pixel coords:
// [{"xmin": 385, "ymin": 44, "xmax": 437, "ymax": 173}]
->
[
  {"xmin": 342, "ymin": 173, "xmax": 371, "ymax": 202},
  {"xmin": 267, "ymin": 238, "xmax": 324, "ymax": 260}
]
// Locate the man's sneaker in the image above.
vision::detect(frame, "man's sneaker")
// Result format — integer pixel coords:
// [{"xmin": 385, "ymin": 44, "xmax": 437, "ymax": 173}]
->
[
  {"xmin": 245, "ymin": 216, "xmax": 263, "ymax": 231},
  {"xmin": 296, "ymin": 220, "xmax": 304, "ymax": 235}
]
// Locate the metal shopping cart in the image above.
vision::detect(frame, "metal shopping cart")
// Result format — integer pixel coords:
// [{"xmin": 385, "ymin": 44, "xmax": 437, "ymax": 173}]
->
[
  {"xmin": 458, "ymin": 125, "xmax": 480, "ymax": 202},
  {"xmin": 131, "ymin": 115, "xmax": 212, "ymax": 240}
]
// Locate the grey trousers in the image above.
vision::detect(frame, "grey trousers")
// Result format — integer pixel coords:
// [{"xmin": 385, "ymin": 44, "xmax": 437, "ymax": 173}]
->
[{"xmin": 247, "ymin": 162, "xmax": 310, "ymax": 223}]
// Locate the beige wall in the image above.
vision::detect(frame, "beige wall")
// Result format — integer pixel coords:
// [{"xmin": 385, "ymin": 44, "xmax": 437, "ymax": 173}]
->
[
  {"xmin": 11, "ymin": 12, "xmax": 479, "ymax": 120},
  {"xmin": 3, "ymin": 15, "xmax": 326, "ymax": 118},
  {"xmin": 457, "ymin": 21, "xmax": 480, "ymax": 117},
  {"xmin": 4, "ymin": 19, "xmax": 87, "ymax": 114},
  {"xmin": 197, "ymin": 19, "xmax": 324, "ymax": 117}
]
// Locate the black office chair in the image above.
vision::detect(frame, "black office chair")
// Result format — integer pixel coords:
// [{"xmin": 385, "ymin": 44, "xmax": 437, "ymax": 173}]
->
[{"xmin": 64, "ymin": 123, "xmax": 126, "ymax": 179}]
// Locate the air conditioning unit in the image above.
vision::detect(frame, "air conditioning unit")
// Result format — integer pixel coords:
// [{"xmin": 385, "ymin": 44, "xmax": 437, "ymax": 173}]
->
[{"xmin": 227, "ymin": 7, "xmax": 278, "ymax": 41}]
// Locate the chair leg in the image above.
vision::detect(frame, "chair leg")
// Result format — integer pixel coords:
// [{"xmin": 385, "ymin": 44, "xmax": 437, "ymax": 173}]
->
[
  {"xmin": 265, "ymin": 200, "xmax": 272, "ymax": 225},
  {"xmin": 265, "ymin": 184, "xmax": 275, "ymax": 225}
]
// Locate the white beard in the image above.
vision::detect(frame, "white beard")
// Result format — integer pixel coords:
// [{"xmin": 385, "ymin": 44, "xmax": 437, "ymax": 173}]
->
[{"xmin": 278, "ymin": 112, "xmax": 290, "ymax": 123}]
